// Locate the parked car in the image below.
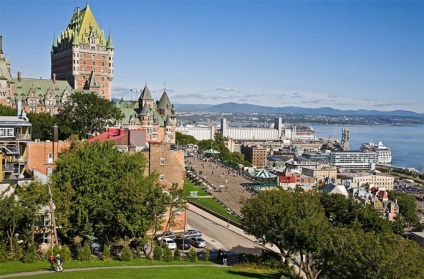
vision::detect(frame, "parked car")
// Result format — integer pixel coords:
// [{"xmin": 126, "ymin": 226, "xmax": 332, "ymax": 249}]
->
[
  {"xmin": 156, "ymin": 231, "xmax": 175, "ymax": 242},
  {"xmin": 189, "ymin": 237, "xmax": 206, "ymax": 248},
  {"xmin": 84, "ymin": 235, "xmax": 101, "ymax": 253},
  {"xmin": 174, "ymin": 238, "xmax": 191, "ymax": 250},
  {"xmin": 182, "ymin": 229, "xmax": 202, "ymax": 238},
  {"xmin": 161, "ymin": 238, "xmax": 177, "ymax": 250}
]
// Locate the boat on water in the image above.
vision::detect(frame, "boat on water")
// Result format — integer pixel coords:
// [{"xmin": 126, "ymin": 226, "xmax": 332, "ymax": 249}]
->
[{"xmin": 360, "ymin": 141, "xmax": 392, "ymax": 164}]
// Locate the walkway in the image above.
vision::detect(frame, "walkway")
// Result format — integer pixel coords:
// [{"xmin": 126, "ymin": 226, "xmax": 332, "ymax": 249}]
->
[{"xmin": 185, "ymin": 156, "xmax": 258, "ymax": 216}]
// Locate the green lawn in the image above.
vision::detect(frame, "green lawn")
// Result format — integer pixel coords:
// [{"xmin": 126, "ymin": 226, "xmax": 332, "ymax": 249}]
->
[
  {"xmin": 0, "ymin": 261, "xmax": 280, "ymax": 279},
  {"xmin": 12, "ymin": 266, "xmax": 280, "ymax": 279},
  {"xmin": 184, "ymin": 179, "xmax": 209, "ymax": 196},
  {"xmin": 189, "ymin": 198, "xmax": 241, "ymax": 223},
  {"xmin": 0, "ymin": 259, "xmax": 209, "ymax": 275}
]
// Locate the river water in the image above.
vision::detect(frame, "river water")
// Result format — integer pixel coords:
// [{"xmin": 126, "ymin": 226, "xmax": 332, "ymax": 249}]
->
[{"xmin": 313, "ymin": 125, "xmax": 424, "ymax": 171}]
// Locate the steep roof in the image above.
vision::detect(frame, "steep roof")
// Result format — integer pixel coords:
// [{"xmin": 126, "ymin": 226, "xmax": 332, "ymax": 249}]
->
[
  {"xmin": 139, "ymin": 85, "xmax": 153, "ymax": 101},
  {"xmin": 12, "ymin": 78, "xmax": 72, "ymax": 100},
  {"xmin": 157, "ymin": 90, "xmax": 174, "ymax": 117},
  {"xmin": 106, "ymin": 31, "xmax": 114, "ymax": 49},
  {"xmin": 86, "ymin": 70, "xmax": 100, "ymax": 89},
  {"xmin": 0, "ymin": 56, "xmax": 12, "ymax": 81},
  {"xmin": 55, "ymin": 3, "xmax": 107, "ymax": 49}
]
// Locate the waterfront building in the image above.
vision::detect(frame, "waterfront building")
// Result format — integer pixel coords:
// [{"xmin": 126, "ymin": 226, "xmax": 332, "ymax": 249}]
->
[
  {"xmin": 302, "ymin": 165, "xmax": 337, "ymax": 185},
  {"xmin": 51, "ymin": 3, "xmax": 114, "ymax": 100},
  {"xmin": 329, "ymin": 151, "xmax": 377, "ymax": 170},
  {"xmin": 339, "ymin": 172, "xmax": 394, "ymax": 190}
]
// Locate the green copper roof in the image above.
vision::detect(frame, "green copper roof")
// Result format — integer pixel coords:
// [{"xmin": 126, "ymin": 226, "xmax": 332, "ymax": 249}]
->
[
  {"xmin": 157, "ymin": 90, "xmax": 174, "ymax": 117},
  {"xmin": 106, "ymin": 31, "xmax": 114, "ymax": 49},
  {"xmin": 139, "ymin": 85, "xmax": 153, "ymax": 100},
  {"xmin": 13, "ymin": 78, "xmax": 71, "ymax": 100},
  {"xmin": 72, "ymin": 29, "xmax": 79, "ymax": 46}
]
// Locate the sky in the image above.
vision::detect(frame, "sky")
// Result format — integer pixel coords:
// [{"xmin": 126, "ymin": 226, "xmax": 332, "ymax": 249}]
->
[{"xmin": 0, "ymin": 0, "xmax": 423, "ymax": 113}]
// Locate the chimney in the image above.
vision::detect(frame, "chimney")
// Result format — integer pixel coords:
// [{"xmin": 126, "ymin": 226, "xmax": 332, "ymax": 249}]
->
[
  {"xmin": 17, "ymin": 71, "xmax": 21, "ymax": 82},
  {"xmin": 17, "ymin": 101, "xmax": 22, "ymax": 116},
  {"xmin": 0, "ymin": 35, "xmax": 3, "ymax": 54},
  {"xmin": 52, "ymin": 73, "xmax": 56, "ymax": 84}
]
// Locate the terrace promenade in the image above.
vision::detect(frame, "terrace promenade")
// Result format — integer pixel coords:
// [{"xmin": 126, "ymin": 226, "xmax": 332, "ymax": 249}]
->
[{"xmin": 185, "ymin": 156, "xmax": 260, "ymax": 216}]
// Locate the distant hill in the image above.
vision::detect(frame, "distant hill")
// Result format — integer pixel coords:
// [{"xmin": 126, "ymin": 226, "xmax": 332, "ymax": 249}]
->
[{"xmin": 173, "ymin": 102, "xmax": 424, "ymax": 117}]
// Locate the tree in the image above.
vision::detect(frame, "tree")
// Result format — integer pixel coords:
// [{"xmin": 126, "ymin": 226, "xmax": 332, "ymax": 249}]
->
[
  {"xmin": 55, "ymin": 91, "xmax": 122, "ymax": 139},
  {"xmin": 163, "ymin": 183, "xmax": 187, "ymax": 232},
  {"xmin": 0, "ymin": 182, "xmax": 48, "ymax": 259},
  {"xmin": 0, "ymin": 104, "xmax": 17, "ymax": 116},
  {"xmin": 27, "ymin": 112, "xmax": 56, "ymax": 141},
  {"xmin": 241, "ymin": 189, "xmax": 331, "ymax": 279},
  {"xmin": 175, "ymin": 132, "xmax": 197, "ymax": 146},
  {"xmin": 388, "ymin": 191, "xmax": 420, "ymax": 226},
  {"xmin": 320, "ymin": 228, "xmax": 424, "ymax": 279},
  {"xmin": 50, "ymin": 141, "xmax": 168, "ymax": 243},
  {"xmin": 320, "ymin": 192, "xmax": 393, "ymax": 234}
]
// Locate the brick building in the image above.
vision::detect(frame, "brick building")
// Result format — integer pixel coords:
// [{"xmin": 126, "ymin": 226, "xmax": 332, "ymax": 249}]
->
[
  {"xmin": 51, "ymin": 3, "xmax": 114, "ymax": 99},
  {"xmin": 240, "ymin": 144, "xmax": 267, "ymax": 168}
]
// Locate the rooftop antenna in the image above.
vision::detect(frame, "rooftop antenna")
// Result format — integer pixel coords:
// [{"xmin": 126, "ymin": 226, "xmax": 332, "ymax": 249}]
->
[{"xmin": 164, "ymin": 82, "xmax": 166, "ymax": 92}]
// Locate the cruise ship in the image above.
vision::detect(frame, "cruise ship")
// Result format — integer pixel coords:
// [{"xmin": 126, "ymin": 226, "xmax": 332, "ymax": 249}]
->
[{"xmin": 360, "ymin": 141, "xmax": 392, "ymax": 164}]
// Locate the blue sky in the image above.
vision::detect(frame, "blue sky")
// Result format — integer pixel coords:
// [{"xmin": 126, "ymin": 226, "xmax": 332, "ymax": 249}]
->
[{"xmin": 1, "ymin": 0, "xmax": 423, "ymax": 112}]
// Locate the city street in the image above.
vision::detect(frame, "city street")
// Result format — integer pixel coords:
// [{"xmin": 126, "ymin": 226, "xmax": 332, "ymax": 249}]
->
[{"xmin": 187, "ymin": 210, "xmax": 265, "ymax": 254}]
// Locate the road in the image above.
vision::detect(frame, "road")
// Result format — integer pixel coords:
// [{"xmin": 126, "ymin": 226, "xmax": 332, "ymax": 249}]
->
[{"xmin": 187, "ymin": 210, "xmax": 265, "ymax": 255}]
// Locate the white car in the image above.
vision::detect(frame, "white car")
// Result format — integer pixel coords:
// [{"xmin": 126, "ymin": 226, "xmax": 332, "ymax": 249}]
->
[
  {"xmin": 182, "ymin": 229, "xmax": 202, "ymax": 238},
  {"xmin": 189, "ymin": 237, "xmax": 206, "ymax": 248},
  {"xmin": 161, "ymin": 238, "xmax": 177, "ymax": 250}
]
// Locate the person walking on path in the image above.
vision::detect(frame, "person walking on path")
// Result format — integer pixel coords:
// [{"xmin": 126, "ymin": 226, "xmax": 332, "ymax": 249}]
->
[
  {"xmin": 48, "ymin": 255, "xmax": 55, "ymax": 271},
  {"xmin": 55, "ymin": 254, "xmax": 64, "ymax": 272}
]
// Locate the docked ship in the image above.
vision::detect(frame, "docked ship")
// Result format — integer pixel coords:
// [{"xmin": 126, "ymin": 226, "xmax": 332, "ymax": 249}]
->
[{"xmin": 360, "ymin": 141, "xmax": 392, "ymax": 164}]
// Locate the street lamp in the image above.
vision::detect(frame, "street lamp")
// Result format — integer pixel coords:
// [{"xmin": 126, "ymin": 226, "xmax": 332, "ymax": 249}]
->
[{"xmin": 226, "ymin": 208, "xmax": 231, "ymax": 227}]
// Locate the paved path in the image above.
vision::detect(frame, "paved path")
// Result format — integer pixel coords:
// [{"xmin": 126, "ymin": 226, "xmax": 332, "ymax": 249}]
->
[{"xmin": 0, "ymin": 264, "xmax": 228, "ymax": 278}]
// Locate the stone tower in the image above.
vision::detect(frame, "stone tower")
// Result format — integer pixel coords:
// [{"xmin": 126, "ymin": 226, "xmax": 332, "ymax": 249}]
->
[{"xmin": 51, "ymin": 3, "xmax": 114, "ymax": 99}]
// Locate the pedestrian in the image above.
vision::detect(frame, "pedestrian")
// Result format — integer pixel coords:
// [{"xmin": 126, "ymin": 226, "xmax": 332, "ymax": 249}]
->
[
  {"xmin": 225, "ymin": 178, "xmax": 228, "ymax": 184},
  {"xmin": 48, "ymin": 255, "xmax": 55, "ymax": 271},
  {"xmin": 56, "ymin": 254, "xmax": 64, "ymax": 272}
]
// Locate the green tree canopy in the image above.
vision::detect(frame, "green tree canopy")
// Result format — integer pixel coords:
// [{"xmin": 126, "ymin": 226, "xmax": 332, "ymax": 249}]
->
[
  {"xmin": 241, "ymin": 190, "xmax": 423, "ymax": 279},
  {"xmin": 320, "ymin": 228, "xmax": 424, "ymax": 279},
  {"xmin": 27, "ymin": 112, "xmax": 56, "ymax": 141},
  {"xmin": 175, "ymin": 132, "xmax": 197, "ymax": 146},
  {"xmin": 0, "ymin": 104, "xmax": 17, "ymax": 116},
  {"xmin": 388, "ymin": 190, "xmax": 420, "ymax": 226},
  {"xmin": 241, "ymin": 189, "xmax": 331, "ymax": 278},
  {"xmin": 0, "ymin": 182, "xmax": 48, "ymax": 257},
  {"xmin": 55, "ymin": 92, "xmax": 122, "ymax": 139},
  {"xmin": 50, "ymin": 141, "xmax": 168, "ymax": 243}
]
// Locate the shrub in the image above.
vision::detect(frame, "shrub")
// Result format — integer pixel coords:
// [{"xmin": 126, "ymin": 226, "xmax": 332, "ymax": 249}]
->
[
  {"xmin": 120, "ymin": 246, "xmax": 133, "ymax": 261},
  {"xmin": 173, "ymin": 248, "xmax": 181, "ymax": 261},
  {"xmin": 101, "ymin": 244, "xmax": 111, "ymax": 261},
  {"xmin": 61, "ymin": 245, "xmax": 72, "ymax": 262},
  {"xmin": 44, "ymin": 248, "xmax": 54, "ymax": 261},
  {"xmin": 163, "ymin": 246, "xmax": 173, "ymax": 262},
  {"xmin": 135, "ymin": 247, "xmax": 143, "ymax": 259},
  {"xmin": 188, "ymin": 248, "xmax": 197, "ymax": 262},
  {"xmin": 153, "ymin": 245, "xmax": 163, "ymax": 261},
  {"xmin": 53, "ymin": 244, "xmax": 61, "ymax": 257},
  {"xmin": 78, "ymin": 242, "xmax": 92, "ymax": 261},
  {"xmin": 203, "ymin": 248, "xmax": 210, "ymax": 261},
  {"xmin": 21, "ymin": 241, "xmax": 37, "ymax": 263},
  {"xmin": 11, "ymin": 239, "xmax": 23, "ymax": 261},
  {"xmin": 0, "ymin": 242, "xmax": 7, "ymax": 263}
]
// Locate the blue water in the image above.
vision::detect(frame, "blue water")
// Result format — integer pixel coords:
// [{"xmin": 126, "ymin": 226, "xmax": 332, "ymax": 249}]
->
[{"xmin": 313, "ymin": 125, "xmax": 424, "ymax": 171}]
